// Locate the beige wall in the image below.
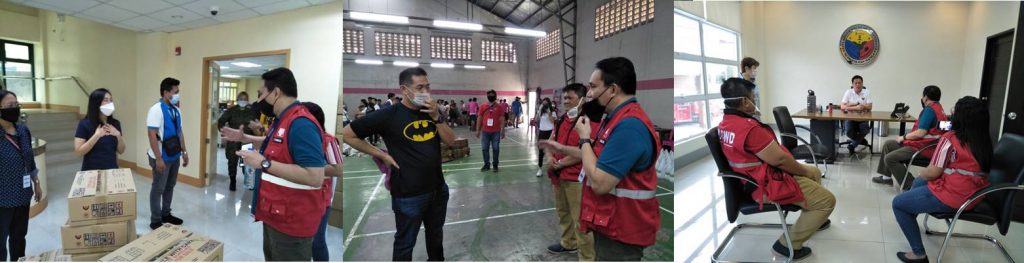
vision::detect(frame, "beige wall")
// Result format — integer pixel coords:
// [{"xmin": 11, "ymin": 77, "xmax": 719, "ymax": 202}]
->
[
  {"xmin": 242, "ymin": 76, "xmax": 262, "ymax": 97},
  {"xmin": 0, "ymin": 3, "xmax": 40, "ymax": 42},
  {"xmin": 132, "ymin": 2, "xmax": 343, "ymax": 179}
]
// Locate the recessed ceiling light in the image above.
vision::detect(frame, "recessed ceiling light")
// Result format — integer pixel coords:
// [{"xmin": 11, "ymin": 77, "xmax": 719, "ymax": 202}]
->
[
  {"xmin": 231, "ymin": 62, "xmax": 261, "ymax": 68},
  {"xmin": 222, "ymin": 74, "xmax": 241, "ymax": 78}
]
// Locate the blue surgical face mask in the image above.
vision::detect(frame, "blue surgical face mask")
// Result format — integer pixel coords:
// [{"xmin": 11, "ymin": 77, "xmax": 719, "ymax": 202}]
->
[{"xmin": 171, "ymin": 94, "xmax": 180, "ymax": 105}]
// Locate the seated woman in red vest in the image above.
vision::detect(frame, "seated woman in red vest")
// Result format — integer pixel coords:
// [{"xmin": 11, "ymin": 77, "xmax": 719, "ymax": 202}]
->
[
  {"xmin": 716, "ymin": 78, "xmax": 835, "ymax": 260},
  {"xmin": 891, "ymin": 96, "xmax": 993, "ymax": 263}
]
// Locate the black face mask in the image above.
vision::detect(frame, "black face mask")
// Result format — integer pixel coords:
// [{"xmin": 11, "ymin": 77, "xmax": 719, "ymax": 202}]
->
[
  {"xmin": 580, "ymin": 86, "xmax": 611, "ymax": 122},
  {"xmin": 0, "ymin": 107, "xmax": 20, "ymax": 123},
  {"xmin": 920, "ymin": 98, "xmax": 926, "ymax": 108},
  {"xmin": 487, "ymin": 95, "xmax": 497, "ymax": 103},
  {"xmin": 255, "ymin": 91, "xmax": 278, "ymax": 117}
]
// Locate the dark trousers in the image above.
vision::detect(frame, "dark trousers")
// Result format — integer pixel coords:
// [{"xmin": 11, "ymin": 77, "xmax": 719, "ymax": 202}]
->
[
  {"xmin": 263, "ymin": 224, "xmax": 313, "ymax": 261},
  {"xmin": 391, "ymin": 184, "xmax": 449, "ymax": 261},
  {"xmin": 148, "ymin": 157, "xmax": 180, "ymax": 224},
  {"xmin": 468, "ymin": 114, "xmax": 477, "ymax": 130},
  {"xmin": 481, "ymin": 132, "xmax": 502, "ymax": 167},
  {"xmin": 312, "ymin": 206, "xmax": 330, "ymax": 261},
  {"xmin": 226, "ymin": 151, "xmax": 240, "ymax": 185},
  {"xmin": 538, "ymin": 130, "xmax": 552, "ymax": 167},
  {"xmin": 0, "ymin": 206, "xmax": 28, "ymax": 261},
  {"xmin": 845, "ymin": 120, "xmax": 871, "ymax": 149},
  {"xmin": 594, "ymin": 232, "xmax": 645, "ymax": 261}
]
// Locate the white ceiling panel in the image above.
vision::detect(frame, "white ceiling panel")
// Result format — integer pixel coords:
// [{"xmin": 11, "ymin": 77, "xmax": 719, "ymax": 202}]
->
[{"xmin": 12, "ymin": 0, "xmax": 336, "ymax": 33}]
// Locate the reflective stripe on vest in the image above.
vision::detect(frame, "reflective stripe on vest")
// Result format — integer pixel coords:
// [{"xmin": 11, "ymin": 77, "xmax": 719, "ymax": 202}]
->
[
  {"xmin": 729, "ymin": 161, "xmax": 763, "ymax": 169},
  {"xmin": 262, "ymin": 172, "xmax": 321, "ymax": 190},
  {"xmin": 924, "ymin": 134, "xmax": 942, "ymax": 139},
  {"xmin": 608, "ymin": 188, "xmax": 657, "ymax": 200},
  {"xmin": 943, "ymin": 168, "xmax": 986, "ymax": 177}
]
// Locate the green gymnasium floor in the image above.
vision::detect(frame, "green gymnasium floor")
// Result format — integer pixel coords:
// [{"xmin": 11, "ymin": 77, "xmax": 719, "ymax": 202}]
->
[{"xmin": 342, "ymin": 125, "xmax": 674, "ymax": 261}]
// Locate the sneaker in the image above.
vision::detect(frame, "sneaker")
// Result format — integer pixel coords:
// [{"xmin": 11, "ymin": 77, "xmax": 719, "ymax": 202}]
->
[
  {"xmin": 546, "ymin": 244, "xmax": 578, "ymax": 254},
  {"xmin": 149, "ymin": 222, "xmax": 163, "ymax": 230},
  {"xmin": 847, "ymin": 145, "xmax": 856, "ymax": 155},
  {"xmin": 872, "ymin": 176, "xmax": 893, "ymax": 185},
  {"xmin": 818, "ymin": 219, "xmax": 831, "ymax": 231},
  {"xmin": 536, "ymin": 170, "xmax": 543, "ymax": 177},
  {"xmin": 772, "ymin": 240, "xmax": 812, "ymax": 260},
  {"xmin": 162, "ymin": 214, "xmax": 184, "ymax": 225},
  {"xmin": 481, "ymin": 164, "xmax": 491, "ymax": 172},
  {"xmin": 896, "ymin": 252, "xmax": 929, "ymax": 263},
  {"xmin": 493, "ymin": 165, "xmax": 499, "ymax": 173}
]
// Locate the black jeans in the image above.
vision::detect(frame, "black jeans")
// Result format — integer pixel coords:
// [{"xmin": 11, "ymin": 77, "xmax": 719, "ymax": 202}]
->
[
  {"xmin": 0, "ymin": 205, "xmax": 28, "ymax": 261},
  {"xmin": 391, "ymin": 184, "xmax": 449, "ymax": 261},
  {"xmin": 594, "ymin": 232, "xmax": 645, "ymax": 261},
  {"xmin": 845, "ymin": 120, "xmax": 870, "ymax": 149},
  {"xmin": 538, "ymin": 130, "xmax": 552, "ymax": 167}
]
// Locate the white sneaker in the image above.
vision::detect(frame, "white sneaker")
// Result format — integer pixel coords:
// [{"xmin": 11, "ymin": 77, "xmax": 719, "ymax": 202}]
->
[{"xmin": 536, "ymin": 170, "xmax": 543, "ymax": 177}]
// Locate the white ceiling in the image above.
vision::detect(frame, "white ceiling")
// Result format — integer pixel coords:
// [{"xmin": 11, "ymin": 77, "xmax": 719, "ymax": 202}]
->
[
  {"xmin": 5, "ymin": 0, "xmax": 336, "ymax": 32},
  {"xmin": 214, "ymin": 55, "xmax": 286, "ymax": 78}
]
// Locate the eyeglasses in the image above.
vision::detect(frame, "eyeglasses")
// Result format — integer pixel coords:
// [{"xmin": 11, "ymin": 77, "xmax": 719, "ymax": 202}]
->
[{"xmin": 0, "ymin": 103, "xmax": 22, "ymax": 109}]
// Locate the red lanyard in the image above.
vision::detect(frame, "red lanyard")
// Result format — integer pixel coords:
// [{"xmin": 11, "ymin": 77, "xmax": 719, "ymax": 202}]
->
[{"xmin": 4, "ymin": 133, "xmax": 18, "ymax": 151}]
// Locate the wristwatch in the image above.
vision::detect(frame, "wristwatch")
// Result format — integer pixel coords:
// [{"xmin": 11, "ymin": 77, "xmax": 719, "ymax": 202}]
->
[
  {"xmin": 261, "ymin": 159, "xmax": 272, "ymax": 171},
  {"xmin": 578, "ymin": 138, "xmax": 593, "ymax": 147}
]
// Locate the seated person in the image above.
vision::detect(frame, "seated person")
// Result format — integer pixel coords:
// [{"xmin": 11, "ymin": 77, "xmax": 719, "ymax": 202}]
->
[
  {"xmin": 841, "ymin": 75, "xmax": 872, "ymax": 154},
  {"xmin": 891, "ymin": 96, "xmax": 992, "ymax": 263},
  {"xmin": 874, "ymin": 85, "xmax": 948, "ymax": 189},
  {"xmin": 716, "ymin": 78, "xmax": 835, "ymax": 260}
]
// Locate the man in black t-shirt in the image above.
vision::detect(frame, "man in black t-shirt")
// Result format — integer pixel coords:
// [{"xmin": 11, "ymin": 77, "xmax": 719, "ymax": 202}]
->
[{"xmin": 342, "ymin": 67, "xmax": 457, "ymax": 261}]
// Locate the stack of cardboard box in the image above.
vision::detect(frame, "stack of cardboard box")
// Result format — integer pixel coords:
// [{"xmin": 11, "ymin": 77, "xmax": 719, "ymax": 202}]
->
[
  {"xmin": 100, "ymin": 224, "xmax": 223, "ymax": 262},
  {"xmin": 17, "ymin": 250, "xmax": 71, "ymax": 262},
  {"xmin": 60, "ymin": 169, "xmax": 138, "ymax": 261},
  {"xmin": 328, "ymin": 184, "xmax": 342, "ymax": 229},
  {"xmin": 441, "ymin": 138, "xmax": 471, "ymax": 163}
]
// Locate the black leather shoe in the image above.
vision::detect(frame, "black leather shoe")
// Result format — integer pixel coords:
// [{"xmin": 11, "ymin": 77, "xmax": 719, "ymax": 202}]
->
[
  {"xmin": 772, "ymin": 240, "xmax": 812, "ymax": 260},
  {"xmin": 872, "ymin": 176, "xmax": 893, "ymax": 185},
  {"xmin": 481, "ymin": 164, "xmax": 491, "ymax": 172},
  {"xmin": 896, "ymin": 252, "xmax": 928, "ymax": 263},
  {"xmin": 162, "ymin": 214, "xmax": 184, "ymax": 225},
  {"xmin": 493, "ymin": 165, "xmax": 499, "ymax": 173},
  {"xmin": 149, "ymin": 222, "xmax": 163, "ymax": 230}
]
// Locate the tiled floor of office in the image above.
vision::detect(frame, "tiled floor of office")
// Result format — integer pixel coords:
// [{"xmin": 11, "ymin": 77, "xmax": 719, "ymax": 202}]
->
[
  {"xmin": 26, "ymin": 145, "xmax": 342, "ymax": 261},
  {"xmin": 675, "ymin": 144, "xmax": 1024, "ymax": 263}
]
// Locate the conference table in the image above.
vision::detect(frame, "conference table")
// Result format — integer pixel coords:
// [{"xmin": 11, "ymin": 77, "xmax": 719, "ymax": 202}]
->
[{"xmin": 791, "ymin": 109, "xmax": 916, "ymax": 163}]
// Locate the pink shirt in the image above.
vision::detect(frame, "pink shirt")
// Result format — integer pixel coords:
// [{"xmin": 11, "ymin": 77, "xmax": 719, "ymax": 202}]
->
[{"xmin": 467, "ymin": 101, "xmax": 479, "ymax": 115}]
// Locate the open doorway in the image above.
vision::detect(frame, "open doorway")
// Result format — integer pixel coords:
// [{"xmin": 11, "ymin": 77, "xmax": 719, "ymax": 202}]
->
[{"xmin": 200, "ymin": 50, "xmax": 289, "ymax": 191}]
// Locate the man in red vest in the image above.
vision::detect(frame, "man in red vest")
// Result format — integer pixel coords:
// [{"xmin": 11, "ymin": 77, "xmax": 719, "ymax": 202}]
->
[
  {"xmin": 541, "ymin": 57, "xmax": 660, "ymax": 261},
  {"xmin": 716, "ymin": 78, "xmax": 835, "ymax": 260},
  {"xmin": 220, "ymin": 68, "xmax": 328, "ymax": 261},
  {"xmin": 543, "ymin": 83, "xmax": 600, "ymax": 260},
  {"xmin": 874, "ymin": 85, "xmax": 948, "ymax": 190},
  {"xmin": 476, "ymin": 90, "xmax": 507, "ymax": 172}
]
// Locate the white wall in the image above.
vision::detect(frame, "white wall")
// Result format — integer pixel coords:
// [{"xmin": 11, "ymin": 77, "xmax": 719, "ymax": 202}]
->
[
  {"xmin": 343, "ymin": 0, "xmax": 530, "ymax": 110},
  {"xmin": 960, "ymin": 1, "xmax": 1020, "ymax": 99},
  {"xmin": 527, "ymin": 0, "xmax": 675, "ymax": 128}
]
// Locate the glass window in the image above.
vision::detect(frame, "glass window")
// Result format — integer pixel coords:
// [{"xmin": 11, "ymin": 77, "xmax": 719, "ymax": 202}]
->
[
  {"xmin": 595, "ymin": 0, "xmax": 655, "ymax": 41},
  {"xmin": 1, "ymin": 40, "xmax": 35, "ymax": 101},
  {"xmin": 344, "ymin": 29, "xmax": 365, "ymax": 55},
  {"xmin": 374, "ymin": 32, "xmax": 421, "ymax": 58},
  {"xmin": 431, "ymin": 36, "xmax": 472, "ymax": 61},
  {"xmin": 482, "ymin": 39, "xmax": 516, "ymax": 63},
  {"xmin": 673, "ymin": 13, "xmax": 701, "ymax": 55},
  {"xmin": 673, "ymin": 10, "xmax": 740, "ymax": 143},
  {"xmin": 702, "ymin": 24, "xmax": 738, "ymax": 61},
  {"xmin": 536, "ymin": 29, "xmax": 560, "ymax": 60}
]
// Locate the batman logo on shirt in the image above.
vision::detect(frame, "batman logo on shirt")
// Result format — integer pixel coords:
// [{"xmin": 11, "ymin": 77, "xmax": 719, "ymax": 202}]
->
[{"xmin": 403, "ymin": 120, "xmax": 436, "ymax": 142}]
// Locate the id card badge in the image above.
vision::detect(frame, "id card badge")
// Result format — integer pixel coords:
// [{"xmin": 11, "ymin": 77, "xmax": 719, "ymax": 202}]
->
[
  {"xmin": 578, "ymin": 169, "xmax": 586, "ymax": 183},
  {"xmin": 23, "ymin": 174, "xmax": 30, "ymax": 188},
  {"xmin": 486, "ymin": 118, "xmax": 494, "ymax": 127}
]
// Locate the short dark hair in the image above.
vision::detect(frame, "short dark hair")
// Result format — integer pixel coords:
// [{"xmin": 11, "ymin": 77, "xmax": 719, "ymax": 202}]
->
[
  {"xmin": 923, "ymin": 85, "xmax": 941, "ymax": 102},
  {"xmin": 741, "ymin": 57, "xmax": 760, "ymax": 73},
  {"xmin": 399, "ymin": 67, "xmax": 428, "ymax": 86},
  {"xmin": 595, "ymin": 57, "xmax": 637, "ymax": 95},
  {"xmin": 487, "ymin": 90, "xmax": 496, "ymax": 96},
  {"xmin": 721, "ymin": 78, "xmax": 756, "ymax": 108},
  {"xmin": 300, "ymin": 102, "xmax": 326, "ymax": 132},
  {"xmin": 562, "ymin": 83, "xmax": 587, "ymax": 98},
  {"xmin": 237, "ymin": 91, "xmax": 249, "ymax": 100},
  {"xmin": 160, "ymin": 77, "xmax": 180, "ymax": 95},
  {"xmin": 387, "ymin": 93, "xmax": 395, "ymax": 99},
  {"xmin": 262, "ymin": 67, "xmax": 298, "ymax": 97},
  {"xmin": 852, "ymin": 75, "xmax": 863, "ymax": 83}
]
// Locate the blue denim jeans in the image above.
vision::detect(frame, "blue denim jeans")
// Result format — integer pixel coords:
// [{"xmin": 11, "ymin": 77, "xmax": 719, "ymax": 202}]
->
[
  {"xmin": 391, "ymin": 183, "xmax": 449, "ymax": 261},
  {"xmin": 892, "ymin": 178, "xmax": 955, "ymax": 255},
  {"xmin": 845, "ymin": 120, "xmax": 870, "ymax": 149},
  {"xmin": 481, "ymin": 131, "xmax": 501, "ymax": 167},
  {"xmin": 312, "ymin": 206, "xmax": 330, "ymax": 261}
]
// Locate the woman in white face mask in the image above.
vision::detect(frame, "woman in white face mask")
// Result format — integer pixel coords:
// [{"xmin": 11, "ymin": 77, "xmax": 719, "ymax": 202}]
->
[{"xmin": 74, "ymin": 88, "xmax": 126, "ymax": 171}]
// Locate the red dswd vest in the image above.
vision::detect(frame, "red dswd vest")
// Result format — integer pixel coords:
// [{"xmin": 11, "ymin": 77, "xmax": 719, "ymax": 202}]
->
[
  {"xmin": 928, "ymin": 132, "xmax": 990, "ymax": 210},
  {"xmin": 548, "ymin": 114, "xmax": 601, "ymax": 185},
  {"xmin": 258, "ymin": 104, "xmax": 328, "ymax": 237},
  {"xmin": 718, "ymin": 114, "xmax": 806, "ymax": 206},
  {"xmin": 902, "ymin": 102, "xmax": 948, "ymax": 158},
  {"xmin": 579, "ymin": 102, "xmax": 661, "ymax": 247}
]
